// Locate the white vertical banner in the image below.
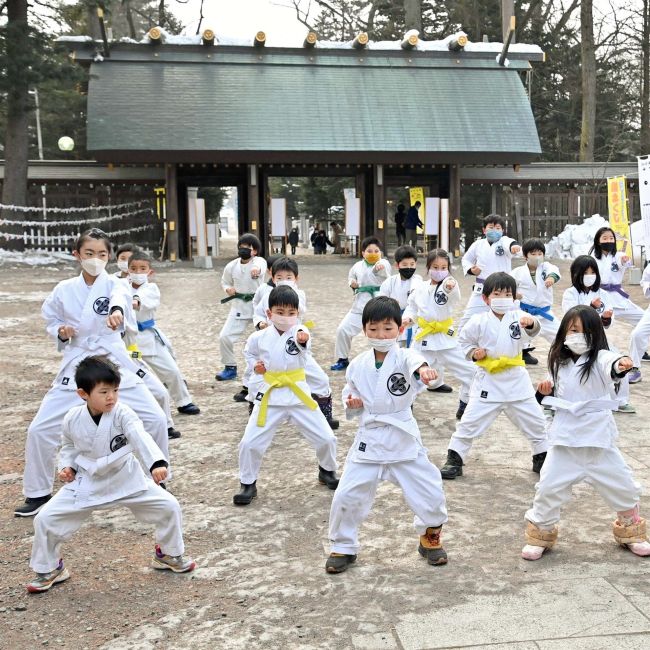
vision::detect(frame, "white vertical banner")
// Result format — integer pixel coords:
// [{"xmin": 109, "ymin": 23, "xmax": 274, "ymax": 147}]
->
[
  {"xmin": 424, "ymin": 197, "xmax": 440, "ymax": 236},
  {"xmin": 345, "ymin": 197, "xmax": 361, "ymax": 237},
  {"xmin": 638, "ymin": 155, "xmax": 650, "ymax": 253},
  {"xmin": 187, "ymin": 187, "xmax": 198, "ymax": 238},
  {"xmin": 440, "ymin": 199, "xmax": 449, "ymax": 250},
  {"xmin": 195, "ymin": 198, "xmax": 208, "ymax": 257},
  {"xmin": 270, "ymin": 198, "xmax": 287, "ymax": 237}
]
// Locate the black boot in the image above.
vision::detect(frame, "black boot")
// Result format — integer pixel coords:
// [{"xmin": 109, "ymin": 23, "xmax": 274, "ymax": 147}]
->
[
  {"xmin": 427, "ymin": 383, "xmax": 453, "ymax": 393},
  {"xmin": 248, "ymin": 401, "xmax": 254, "ymax": 416},
  {"xmin": 440, "ymin": 450, "xmax": 463, "ymax": 480},
  {"xmin": 325, "ymin": 553, "xmax": 357, "ymax": 574},
  {"xmin": 314, "ymin": 394, "xmax": 339, "ymax": 430},
  {"xmin": 318, "ymin": 466, "xmax": 339, "ymax": 490},
  {"xmin": 455, "ymin": 400, "xmax": 468, "ymax": 421},
  {"xmin": 233, "ymin": 386, "xmax": 249, "ymax": 403},
  {"xmin": 233, "ymin": 481, "xmax": 257, "ymax": 505},
  {"xmin": 522, "ymin": 348, "xmax": 539, "ymax": 365},
  {"xmin": 167, "ymin": 426, "xmax": 181, "ymax": 439},
  {"xmin": 532, "ymin": 452, "xmax": 547, "ymax": 474}
]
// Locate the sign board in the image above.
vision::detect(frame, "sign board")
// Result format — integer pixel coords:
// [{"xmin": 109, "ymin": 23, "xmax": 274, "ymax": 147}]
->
[
  {"xmin": 409, "ymin": 187, "xmax": 425, "ymax": 233},
  {"xmin": 270, "ymin": 198, "xmax": 287, "ymax": 237},
  {"xmin": 638, "ymin": 156, "xmax": 650, "ymax": 254},
  {"xmin": 607, "ymin": 176, "xmax": 632, "ymax": 258},
  {"xmin": 440, "ymin": 199, "xmax": 449, "ymax": 250},
  {"xmin": 345, "ymin": 197, "xmax": 361, "ymax": 237},
  {"xmin": 424, "ymin": 197, "xmax": 440, "ymax": 236}
]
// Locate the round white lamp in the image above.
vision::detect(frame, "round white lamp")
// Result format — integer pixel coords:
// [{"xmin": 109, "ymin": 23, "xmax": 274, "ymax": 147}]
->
[{"xmin": 58, "ymin": 136, "xmax": 74, "ymax": 152}]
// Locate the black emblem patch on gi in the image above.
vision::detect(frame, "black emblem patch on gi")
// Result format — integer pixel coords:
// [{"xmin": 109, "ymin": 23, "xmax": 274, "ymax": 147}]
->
[
  {"xmin": 495, "ymin": 245, "xmax": 505, "ymax": 256},
  {"xmin": 256, "ymin": 392, "xmax": 264, "ymax": 401},
  {"xmin": 542, "ymin": 271, "xmax": 547, "ymax": 281},
  {"xmin": 596, "ymin": 303, "xmax": 605, "ymax": 314},
  {"xmin": 110, "ymin": 434, "xmax": 128, "ymax": 452},
  {"xmin": 387, "ymin": 372, "xmax": 409, "ymax": 396},
  {"xmin": 285, "ymin": 337, "xmax": 300, "ymax": 355},
  {"xmin": 62, "ymin": 377, "xmax": 70, "ymax": 385},
  {"xmin": 509, "ymin": 322, "xmax": 522, "ymax": 339},
  {"xmin": 421, "ymin": 340, "xmax": 427, "ymax": 347},
  {"xmin": 358, "ymin": 442, "xmax": 366, "ymax": 452},
  {"xmin": 435, "ymin": 291, "xmax": 448, "ymax": 305},
  {"xmin": 93, "ymin": 297, "xmax": 110, "ymax": 315},
  {"xmin": 481, "ymin": 390, "xmax": 488, "ymax": 398},
  {"xmin": 136, "ymin": 369, "xmax": 146, "ymax": 378},
  {"xmin": 611, "ymin": 262, "xmax": 619, "ymax": 272}
]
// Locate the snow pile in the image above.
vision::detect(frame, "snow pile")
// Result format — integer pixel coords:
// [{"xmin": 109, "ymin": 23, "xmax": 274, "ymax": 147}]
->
[
  {"xmin": 544, "ymin": 215, "xmax": 608, "ymax": 260},
  {"xmin": 0, "ymin": 249, "xmax": 75, "ymax": 267}
]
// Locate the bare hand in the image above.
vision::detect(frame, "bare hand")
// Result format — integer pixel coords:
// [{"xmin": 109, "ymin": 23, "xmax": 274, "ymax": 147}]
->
[
  {"xmin": 373, "ymin": 262, "xmax": 384, "ymax": 272},
  {"xmin": 520, "ymin": 315, "xmax": 534, "ymax": 329},
  {"xmin": 544, "ymin": 278, "xmax": 555, "ymax": 288},
  {"xmin": 346, "ymin": 395, "xmax": 363, "ymax": 409},
  {"xmin": 537, "ymin": 379, "xmax": 553, "ymax": 395},
  {"xmin": 226, "ymin": 287, "xmax": 237, "ymax": 296},
  {"xmin": 511, "ymin": 245, "xmax": 522, "ymax": 254},
  {"xmin": 418, "ymin": 366, "xmax": 438, "ymax": 385},
  {"xmin": 516, "ymin": 292, "xmax": 523, "ymax": 300},
  {"xmin": 470, "ymin": 266, "xmax": 481, "ymax": 276},
  {"xmin": 443, "ymin": 277, "xmax": 456, "ymax": 291},
  {"xmin": 472, "ymin": 348, "xmax": 487, "ymax": 361},
  {"xmin": 591, "ymin": 298, "xmax": 603, "ymax": 309},
  {"xmin": 250, "ymin": 268, "xmax": 261, "ymax": 279},
  {"xmin": 617, "ymin": 356, "xmax": 634, "ymax": 372},
  {"xmin": 132, "ymin": 298, "xmax": 141, "ymax": 311},
  {"xmin": 254, "ymin": 360, "xmax": 267, "ymax": 375},
  {"xmin": 402, "ymin": 317, "xmax": 413, "ymax": 328},
  {"xmin": 58, "ymin": 467, "xmax": 76, "ymax": 483},
  {"xmin": 152, "ymin": 467, "xmax": 168, "ymax": 485},
  {"xmin": 296, "ymin": 331, "xmax": 309, "ymax": 345},
  {"xmin": 258, "ymin": 321, "xmax": 268, "ymax": 330},
  {"xmin": 58, "ymin": 325, "xmax": 76, "ymax": 340},
  {"xmin": 350, "ymin": 281, "xmax": 359, "ymax": 290},
  {"xmin": 621, "ymin": 255, "xmax": 630, "ymax": 264},
  {"xmin": 106, "ymin": 311, "xmax": 124, "ymax": 331},
  {"xmin": 603, "ymin": 309, "xmax": 613, "ymax": 319}
]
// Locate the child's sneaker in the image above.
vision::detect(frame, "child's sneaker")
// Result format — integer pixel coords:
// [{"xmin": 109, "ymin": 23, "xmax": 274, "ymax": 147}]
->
[
  {"xmin": 330, "ymin": 358, "xmax": 349, "ymax": 371},
  {"xmin": 151, "ymin": 545, "xmax": 196, "ymax": 573},
  {"xmin": 26, "ymin": 559, "xmax": 70, "ymax": 593},
  {"xmin": 521, "ymin": 544, "xmax": 547, "ymax": 561},
  {"xmin": 215, "ymin": 365, "xmax": 237, "ymax": 381},
  {"xmin": 418, "ymin": 526, "xmax": 448, "ymax": 565},
  {"xmin": 14, "ymin": 494, "xmax": 51, "ymax": 517},
  {"xmin": 628, "ymin": 541, "xmax": 650, "ymax": 557},
  {"xmin": 325, "ymin": 553, "xmax": 357, "ymax": 573},
  {"xmin": 617, "ymin": 403, "xmax": 636, "ymax": 414}
]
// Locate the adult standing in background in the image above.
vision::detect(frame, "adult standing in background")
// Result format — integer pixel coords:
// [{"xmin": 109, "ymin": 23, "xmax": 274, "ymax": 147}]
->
[
  {"xmin": 395, "ymin": 203, "xmax": 406, "ymax": 246},
  {"xmin": 288, "ymin": 227, "xmax": 299, "ymax": 255},
  {"xmin": 405, "ymin": 201, "xmax": 423, "ymax": 248}
]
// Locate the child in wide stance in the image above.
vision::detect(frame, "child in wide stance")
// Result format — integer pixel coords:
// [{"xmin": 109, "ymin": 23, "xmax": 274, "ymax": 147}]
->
[
  {"xmin": 26, "ymin": 356, "xmax": 194, "ymax": 593},
  {"xmin": 522, "ymin": 306, "xmax": 650, "ymax": 560},
  {"xmin": 234, "ymin": 285, "xmax": 339, "ymax": 505},
  {"xmin": 440, "ymin": 272, "xmax": 548, "ymax": 479},
  {"xmin": 326, "ymin": 296, "xmax": 448, "ymax": 574},
  {"xmin": 331, "ymin": 236, "xmax": 392, "ymax": 371}
]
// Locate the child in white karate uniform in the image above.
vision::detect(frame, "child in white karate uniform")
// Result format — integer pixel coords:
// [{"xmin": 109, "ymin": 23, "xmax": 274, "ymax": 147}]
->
[
  {"xmin": 377, "ymin": 245, "xmax": 423, "ymax": 349},
  {"xmin": 326, "ymin": 296, "xmax": 448, "ymax": 574},
  {"xmin": 233, "ymin": 285, "xmax": 339, "ymax": 505},
  {"xmin": 510, "ymin": 238, "xmax": 561, "ymax": 365},
  {"xmin": 216, "ymin": 233, "xmax": 267, "ymax": 381},
  {"xmin": 26, "ymin": 356, "xmax": 194, "ymax": 593},
  {"xmin": 522, "ymin": 306, "xmax": 650, "ymax": 560},
  {"xmin": 128, "ymin": 250, "xmax": 200, "ymax": 416},
  {"xmin": 403, "ymin": 248, "xmax": 476, "ymax": 420},
  {"xmin": 15, "ymin": 229, "xmax": 169, "ymax": 518},
  {"xmin": 458, "ymin": 215, "xmax": 522, "ymax": 332},
  {"xmin": 114, "ymin": 242, "xmax": 137, "ymax": 280},
  {"xmin": 440, "ymin": 272, "xmax": 548, "ymax": 479},
  {"xmin": 331, "ymin": 236, "xmax": 392, "ymax": 371}
]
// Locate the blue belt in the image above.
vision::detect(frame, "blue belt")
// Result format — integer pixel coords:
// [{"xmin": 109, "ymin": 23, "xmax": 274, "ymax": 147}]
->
[
  {"xmin": 137, "ymin": 319, "xmax": 156, "ymax": 331},
  {"xmin": 520, "ymin": 303, "xmax": 554, "ymax": 321}
]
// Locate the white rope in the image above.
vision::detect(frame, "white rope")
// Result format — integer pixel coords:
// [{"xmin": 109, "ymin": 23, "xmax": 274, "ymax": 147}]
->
[
  {"xmin": 0, "ymin": 206, "xmax": 154, "ymax": 227},
  {"xmin": 0, "ymin": 200, "xmax": 145, "ymax": 214},
  {"xmin": 0, "ymin": 222, "xmax": 156, "ymax": 241}
]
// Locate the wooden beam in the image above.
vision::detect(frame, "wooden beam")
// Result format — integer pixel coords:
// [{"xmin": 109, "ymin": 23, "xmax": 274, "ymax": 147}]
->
[
  {"xmin": 164, "ymin": 163, "xmax": 179, "ymax": 261},
  {"xmin": 352, "ymin": 33, "xmax": 369, "ymax": 49},
  {"xmin": 449, "ymin": 164, "xmax": 461, "ymax": 257},
  {"xmin": 304, "ymin": 31, "xmax": 318, "ymax": 48},
  {"xmin": 501, "ymin": 0, "xmax": 516, "ymax": 44},
  {"xmin": 498, "ymin": 16, "xmax": 516, "ymax": 66}
]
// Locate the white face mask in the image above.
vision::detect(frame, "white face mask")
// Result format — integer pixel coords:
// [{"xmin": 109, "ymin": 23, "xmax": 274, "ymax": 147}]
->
[
  {"xmin": 130, "ymin": 273, "xmax": 149, "ymax": 285},
  {"xmin": 490, "ymin": 297, "xmax": 514, "ymax": 314},
  {"xmin": 583, "ymin": 274, "xmax": 597, "ymax": 288},
  {"xmin": 270, "ymin": 314, "xmax": 298, "ymax": 331},
  {"xmin": 367, "ymin": 337, "xmax": 396, "ymax": 352},
  {"xmin": 564, "ymin": 333, "xmax": 590, "ymax": 355},
  {"xmin": 527, "ymin": 255, "xmax": 544, "ymax": 267},
  {"xmin": 80, "ymin": 257, "xmax": 107, "ymax": 277},
  {"xmin": 275, "ymin": 279, "xmax": 297, "ymax": 289},
  {"xmin": 117, "ymin": 260, "xmax": 129, "ymax": 272}
]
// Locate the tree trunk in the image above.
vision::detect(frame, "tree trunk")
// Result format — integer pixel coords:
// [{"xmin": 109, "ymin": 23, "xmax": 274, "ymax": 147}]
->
[
  {"xmin": 403, "ymin": 0, "xmax": 422, "ymax": 32},
  {"xmin": 579, "ymin": 0, "xmax": 597, "ymax": 162},
  {"xmin": 641, "ymin": 0, "xmax": 650, "ymax": 153},
  {"xmin": 124, "ymin": 0, "xmax": 137, "ymax": 40},
  {"xmin": 1, "ymin": 0, "xmax": 30, "ymax": 233}
]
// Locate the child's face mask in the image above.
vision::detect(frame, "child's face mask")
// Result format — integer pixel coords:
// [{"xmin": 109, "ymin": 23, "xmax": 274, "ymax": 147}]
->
[
  {"xmin": 583, "ymin": 274, "xmax": 597, "ymax": 288},
  {"xmin": 365, "ymin": 252, "xmax": 381, "ymax": 265},
  {"xmin": 130, "ymin": 272, "xmax": 149, "ymax": 285},
  {"xmin": 489, "ymin": 297, "xmax": 514, "ymax": 314},
  {"xmin": 80, "ymin": 258, "xmax": 107, "ymax": 277},
  {"xmin": 527, "ymin": 254, "xmax": 544, "ymax": 267},
  {"xmin": 564, "ymin": 332, "xmax": 590, "ymax": 355},
  {"xmin": 486, "ymin": 229, "xmax": 502, "ymax": 243},
  {"xmin": 117, "ymin": 259, "xmax": 129, "ymax": 272}
]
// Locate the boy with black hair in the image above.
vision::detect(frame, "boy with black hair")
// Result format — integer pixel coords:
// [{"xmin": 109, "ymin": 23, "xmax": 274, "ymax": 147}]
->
[
  {"xmin": 439, "ymin": 272, "xmax": 548, "ymax": 480},
  {"xmin": 331, "ymin": 236, "xmax": 392, "ymax": 371},
  {"xmin": 458, "ymin": 215, "xmax": 522, "ymax": 332},
  {"xmin": 510, "ymin": 238, "xmax": 561, "ymax": 365},
  {"xmin": 128, "ymin": 251, "xmax": 200, "ymax": 416},
  {"xmin": 326, "ymin": 296, "xmax": 448, "ymax": 574},
  {"xmin": 233, "ymin": 285, "xmax": 339, "ymax": 505},
  {"xmin": 114, "ymin": 242, "xmax": 138, "ymax": 279},
  {"xmin": 26, "ymin": 356, "xmax": 194, "ymax": 593},
  {"xmin": 216, "ymin": 233, "xmax": 267, "ymax": 381},
  {"xmin": 378, "ymin": 245, "xmax": 423, "ymax": 348}
]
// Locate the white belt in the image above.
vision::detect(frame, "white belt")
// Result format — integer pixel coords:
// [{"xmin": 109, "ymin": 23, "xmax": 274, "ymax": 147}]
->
[
  {"xmin": 360, "ymin": 412, "xmax": 418, "ymax": 438},
  {"xmin": 542, "ymin": 396, "xmax": 619, "ymax": 416},
  {"xmin": 75, "ymin": 444, "xmax": 133, "ymax": 477}
]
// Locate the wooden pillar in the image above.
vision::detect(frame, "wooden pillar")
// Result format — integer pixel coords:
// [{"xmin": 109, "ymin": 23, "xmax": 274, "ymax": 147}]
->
[
  {"xmin": 355, "ymin": 170, "xmax": 367, "ymax": 250},
  {"xmin": 246, "ymin": 164, "xmax": 267, "ymax": 255},
  {"xmin": 164, "ymin": 163, "xmax": 179, "ymax": 262},
  {"xmin": 373, "ymin": 164, "xmax": 386, "ymax": 249},
  {"xmin": 513, "ymin": 188, "xmax": 523, "ymax": 242},
  {"xmin": 449, "ymin": 164, "xmax": 461, "ymax": 257},
  {"xmin": 501, "ymin": 0, "xmax": 515, "ymax": 43}
]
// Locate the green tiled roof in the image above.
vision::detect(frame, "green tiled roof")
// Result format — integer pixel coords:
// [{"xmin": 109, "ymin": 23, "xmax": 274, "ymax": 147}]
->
[{"xmin": 85, "ymin": 47, "xmax": 541, "ymax": 163}]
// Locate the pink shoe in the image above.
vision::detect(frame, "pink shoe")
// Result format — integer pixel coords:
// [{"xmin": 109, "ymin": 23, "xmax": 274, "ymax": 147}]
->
[
  {"xmin": 627, "ymin": 541, "xmax": 650, "ymax": 557},
  {"xmin": 521, "ymin": 544, "xmax": 546, "ymax": 561}
]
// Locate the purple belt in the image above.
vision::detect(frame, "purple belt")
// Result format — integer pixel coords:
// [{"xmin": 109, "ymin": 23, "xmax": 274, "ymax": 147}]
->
[{"xmin": 601, "ymin": 283, "xmax": 629, "ymax": 299}]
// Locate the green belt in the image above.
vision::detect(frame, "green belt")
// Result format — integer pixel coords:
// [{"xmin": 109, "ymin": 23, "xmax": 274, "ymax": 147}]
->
[
  {"xmin": 221, "ymin": 292, "xmax": 255, "ymax": 304},
  {"xmin": 354, "ymin": 285, "xmax": 380, "ymax": 296}
]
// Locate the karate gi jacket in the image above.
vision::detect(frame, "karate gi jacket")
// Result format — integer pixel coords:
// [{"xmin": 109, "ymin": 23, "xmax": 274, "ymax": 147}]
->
[
  {"xmin": 221, "ymin": 257, "xmax": 268, "ymax": 320},
  {"xmin": 347, "ymin": 259, "xmax": 392, "ymax": 314}
]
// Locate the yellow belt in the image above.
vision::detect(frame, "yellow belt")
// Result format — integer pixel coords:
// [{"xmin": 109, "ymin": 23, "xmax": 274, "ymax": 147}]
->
[
  {"xmin": 415, "ymin": 317, "xmax": 454, "ymax": 341},
  {"xmin": 257, "ymin": 369, "xmax": 317, "ymax": 426},
  {"xmin": 475, "ymin": 354, "xmax": 525, "ymax": 374},
  {"xmin": 126, "ymin": 343, "xmax": 141, "ymax": 360}
]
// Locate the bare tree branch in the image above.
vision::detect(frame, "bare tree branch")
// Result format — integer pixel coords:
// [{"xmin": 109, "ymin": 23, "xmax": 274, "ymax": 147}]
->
[{"xmin": 195, "ymin": 0, "xmax": 204, "ymax": 35}]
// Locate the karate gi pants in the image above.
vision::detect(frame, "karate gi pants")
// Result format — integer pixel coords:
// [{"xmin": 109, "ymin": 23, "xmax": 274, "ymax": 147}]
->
[
  {"xmin": 238, "ymin": 404, "xmax": 338, "ymax": 484},
  {"xmin": 140, "ymin": 365, "xmax": 176, "ymax": 428},
  {"xmin": 630, "ymin": 310, "xmax": 650, "ymax": 367},
  {"xmin": 329, "ymin": 450, "xmax": 448, "ymax": 555},
  {"xmin": 535, "ymin": 315, "xmax": 560, "ymax": 344},
  {"xmin": 420, "ymin": 347, "xmax": 476, "ymax": 403},
  {"xmin": 143, "ymin": 343, "xmax": 192, "ymax": 408},
  {"xmin": 30, "ymin": 483, "xmax": 184, "ymax": 573},
  {"xmin": 610, "ymin": 302, "xmax": 645, "ymax": 327},
  {"xmin": 335, "ymin": 311, "xmax": 363, "ymax": 360},
  {"xmin": 525, "ymin": 445, "xmax": 641, "ymax": 529},
  {"xmin": 23, "ymin": 385, "xmax": 169, "ymax": 499},
  {"xmin": 448, "ymin": 396, "xmax": 548, "ymax": 461},
  {"xmin": 219, "ymin": 313, "xmax": 252, "ymax": 367},
  {"xmin": 457, "ymin": 292, "xmax": 490, "ymax": 333}
]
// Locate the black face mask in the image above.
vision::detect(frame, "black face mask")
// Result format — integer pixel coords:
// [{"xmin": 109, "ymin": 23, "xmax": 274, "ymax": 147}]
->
[
  {"xmin": 398, "ymin": 268, "xmax": 416, "ymax": 280},
  {"xmin": 600, "ymin": 242, "xmax": 616, "ymax": 254},
  {"xmin": 238, "ymin": 247, "xmax": 252, "ymax": 260}
]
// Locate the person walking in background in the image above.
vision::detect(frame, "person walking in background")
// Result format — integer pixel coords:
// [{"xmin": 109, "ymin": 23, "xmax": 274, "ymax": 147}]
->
[
  {"xmin": 405, "ymin": 201, "xmax": 423, "ymax": 248},
  {"xmin": 313, "ymin": 229, "xmax": 334, "ymax": 255},
  {"xmin": 288, "ymin": 228, "xmax": 299, "ymax": 255},
  {"xmin": 395, "ymin": 204, "xmax": 407, "ymax": 247}
]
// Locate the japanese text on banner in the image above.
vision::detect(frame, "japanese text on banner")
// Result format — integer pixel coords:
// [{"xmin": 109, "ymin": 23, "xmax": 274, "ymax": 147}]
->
[
  {"xmin": 607, "ymin": 176, "xmax": 632, "ymax": 259},
  {"xmin": 409, "ymin": 187, "xmax": 425, "ymax": 234}
]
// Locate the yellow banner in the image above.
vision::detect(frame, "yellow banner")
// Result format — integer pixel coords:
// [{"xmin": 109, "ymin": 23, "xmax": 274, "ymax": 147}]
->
[
  {"xmin": 409, "ymin": 187, "xmax": 425, "ymax": 234},
  {"xmin": 607, "ymin": 176, "xmax": 632, "ymax": 258}
]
